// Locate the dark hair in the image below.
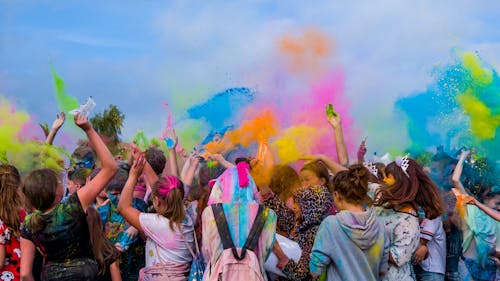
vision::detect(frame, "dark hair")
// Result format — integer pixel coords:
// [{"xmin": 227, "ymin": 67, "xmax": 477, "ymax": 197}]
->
[
  {"xmin": 374, "ymin": 158, "xmax": 444, "ymax": 219},
  {"xmin": 332, "ymin": 164, "xmax": 372, "ymax": 205},
  {"xmin": 269, "ymin": 165, "xmax": 300, "ymax": 201},
  {"xmin": 235, "ymin": 157, "xmax": 250, "ymax": 166},
  {"xmin": 23, "ymin": 168, "xmax": 60, "ymax": 233},
  {"xmin": 68, "ymin": 168, "xmax": 91, "ymax": 186},
  {"xmin": 87, "ymin": 207, "xmax": 120, "ymax": 275},
  {"xmin": 301, "ymin": 161, "xmax": 333, "ymax": 192},
  {"xmin": 145, "ymin": 147, "xmax": 166, "ymax": 176},
  {"xmin": 0, "ymin": 164, "xmax": 22, "ymax": 238},
  {"xmin": 90, "ymin": 167, "xmax": 128, "ymax": 193},
  {"xmin": 153, "ymin": 176, "xmax": 186, "ymax": 231}
]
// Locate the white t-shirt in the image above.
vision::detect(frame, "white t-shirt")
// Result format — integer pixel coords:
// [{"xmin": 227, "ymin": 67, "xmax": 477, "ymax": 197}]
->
[
  {"xmin": 419, "ymin": 217, "xmax": 446, "ymax": 274},
  {"xmin": 139, "ymin": 204, "xmax": 196, "ymax": 266}
]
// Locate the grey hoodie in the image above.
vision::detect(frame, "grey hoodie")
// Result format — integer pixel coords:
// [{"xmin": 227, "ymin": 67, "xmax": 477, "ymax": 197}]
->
[{"xmin": 310, "ymin": 209, "xmax": 390, "ymax": 281}]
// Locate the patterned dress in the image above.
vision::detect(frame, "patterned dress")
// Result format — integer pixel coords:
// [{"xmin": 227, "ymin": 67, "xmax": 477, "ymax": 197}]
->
[
  {"xmin": 0, "ymin": 211, "xmax": 25, "ymax": 281},
  {"xmin": 375, "ymin": 207, "xmax": 420, "ymax": 281}
]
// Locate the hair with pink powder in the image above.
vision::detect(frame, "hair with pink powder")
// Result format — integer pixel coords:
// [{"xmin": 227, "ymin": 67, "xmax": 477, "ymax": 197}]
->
[
  {"xmin": 156, "ymin": 175, "xmax": 183, "ymax": 197},
  {"xmin": 237, "ymin": 161, "xmax": 250, "ymax": 188}
]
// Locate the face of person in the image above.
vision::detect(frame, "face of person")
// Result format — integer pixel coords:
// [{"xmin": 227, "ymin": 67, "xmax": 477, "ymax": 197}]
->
[
  {"xmin": 67, "ymin": 180, "xmax": 79, "ymax": 195},
  {"xmin": 300, "ymin": 170, "xmax": 326, "ymax": 188},
  {"xmin": 383, "ymin": 173, "xmax": 396, "ymax": 186},
  {"xmin": 484, "ymin": 194, "xmax": 500, "ymax": 212}
]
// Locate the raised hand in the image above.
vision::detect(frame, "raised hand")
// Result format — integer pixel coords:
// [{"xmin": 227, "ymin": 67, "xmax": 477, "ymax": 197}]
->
[
  {"xmin": 51, "ymin": 112, "xmax": 66, "ymax": 131},
  {"xmin": 357, "ymin": 138, "xmax": 367, "ymax": 163},
  {"xmin": 459, "ymin": 149, "xmax": 471, "ymax": 161},
  {"xmin": 74, "ymin": 113, "xmax": 91, "ymax": 132},
  {"xmin": 327, "ymin": 112, "xmax": 341, "ymax": 129},
  {"xmin": 130, "ymin": 154, "xmax": 146, "ymax": 179}
]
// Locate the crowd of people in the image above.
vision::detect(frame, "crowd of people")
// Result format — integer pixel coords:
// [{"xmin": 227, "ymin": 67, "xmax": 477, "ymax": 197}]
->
[{"xmin": 0, "ymin": 110, "xmax": 499, "ymax": 281}]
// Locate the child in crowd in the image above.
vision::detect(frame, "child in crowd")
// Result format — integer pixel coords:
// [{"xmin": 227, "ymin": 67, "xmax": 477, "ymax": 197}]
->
[
  {"xmin": 20, "ymin": 113, "xmax": 118, "ymax": 281},
  {"xmin": 413, "ymin": 217, "xmax": 447, "ymax": 281},
  {"xmin": 373, "ymin": 157, "xmax": 444, "ymax": 281},
  {"xmin": 452, "ymin": 150, "xmax": 499, "ymax": 281},
  {"xmin": 310, "ymin": 164, "xmax": 389, "ymax": 281},
  {"xmin": 0, "ymin": 164, "xmax": 25, "ymax": 281},
  {"xmin": 86, "ymin": 207, "xmax": 121, "ymax": 281},
  {"xmin": 118, "ymin": 155, "xmax": 196, "ymax": 281}
]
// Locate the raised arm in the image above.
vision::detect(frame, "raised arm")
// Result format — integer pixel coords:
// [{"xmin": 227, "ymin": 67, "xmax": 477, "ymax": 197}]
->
[
  {"xmin": 468, "ymin": 198, "xmax": 500, "ymax": 221},
  {"xmin": 182, "ymin": 154, "xmax": 200, "ymax": 187},
  {"xmin": 327, "ymin": 113, "xmax": 349, "ymax": 166},
  {"xmin": 303, "ymin": 154, "xmax": 348, "ymax": 175},
  {"xmin": 117, "ymin": 154, "xmax": 146, "ymax": 232},
  {"xmin": 452, "ymin": 150, "xmax": 469, "ymax": 194},
  {"xmin": 209, "ymin": 154, "xmax": 235, "ymax": 169},
  {"xmin": 165, "ymin": 129, "xmax": 180, "ymax": 177},
  {"xmin": 76, "ymin": 113, "xmax": 118, "ymax": 211},
  {"xmin": 45, "ymin": 112, "xmax": 66, "ymax": 145},
  {"xmin": 357, "ymin": 138, "xmax": 367, "ymax": 164}
]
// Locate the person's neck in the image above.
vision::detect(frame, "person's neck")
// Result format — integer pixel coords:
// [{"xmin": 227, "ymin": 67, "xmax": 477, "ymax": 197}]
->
[{"xmin": 341, "ymin": 202, "xmax": 365, "ymax": 213}]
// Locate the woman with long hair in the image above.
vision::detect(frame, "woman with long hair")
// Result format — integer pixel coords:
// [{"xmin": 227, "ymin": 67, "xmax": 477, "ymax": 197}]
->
[
  {"xmin": 0, "ymin": 164, "xmax": 25, "ymax": 281},
  {"xmin": 117, "ymin": 155, "xmax": 195, "ymax": 281},
  {"xmin": 373, "ymin": 156, "xmax": 444, "ymax": 281},
  {"xmin": 20, "ymin": 113, "xmax": 118, "ymax": 281}
]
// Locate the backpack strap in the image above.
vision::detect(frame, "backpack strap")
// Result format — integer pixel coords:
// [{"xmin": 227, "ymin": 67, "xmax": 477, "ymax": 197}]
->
[
  {"xmin": 212, "ymin": 203, "xmax": 269, "ymax": 261},
  {"xmin": 243, "ymin": 205, "xmax": 268, "ymax": 252}
]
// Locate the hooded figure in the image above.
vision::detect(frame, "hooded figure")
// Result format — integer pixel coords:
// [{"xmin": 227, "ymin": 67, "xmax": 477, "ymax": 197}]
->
[
  {"xmin": 309, "ymin": 208, "xmax": 389, "ymax": 281},
  {"xmin": 202, "ymin": 161, "xmax": 277, "ymax": 280}
]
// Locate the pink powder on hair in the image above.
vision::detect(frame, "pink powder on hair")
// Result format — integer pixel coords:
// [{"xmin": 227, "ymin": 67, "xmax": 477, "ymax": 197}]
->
[{"xmin": 237, "ymin": 161, "xmax": 250, "ymax": 188}]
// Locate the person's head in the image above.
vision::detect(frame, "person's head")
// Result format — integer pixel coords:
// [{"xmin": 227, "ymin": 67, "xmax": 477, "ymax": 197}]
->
[
  {"xmin": 478, "ymin": 185, "xmax": 500, "ymax": 212},
  {"xmin": 67, "ymin": 168, "xmax": 91, "ymax": 195},
  {"xmin": 23, "ymin": 168, "xmax": 63, "ymax": 232},
  {"xmin": 375, "ymin": 157, "xmax": 444, "ymax": 219},
  {"xmin": 332, "ymin": 164, "xmax": 371, "ymax": 210},
  {"xmin": 86, "ymin": 206, "xmax": 120, "ymax": 275},
  {"xmin": 89, "ymin": 166, "xmax": 129, "ymax": 197},
  {"xmin": 152, "ymin": 176, "xmax": 185, "ymax": 230},
  {"xmin": 0, "ymin": 164, "xmax": 22, "ymax": 238},
  {"xmin": 145, "ymin": 147, "xmax": 166, "ymax": 176},
  {"xmin": 300, "ymin": 161, "xmax": 332, "ymax": 192},
  {"xmin": 269, "ymin": 165, "xmax": 301, "ymax": 201}
]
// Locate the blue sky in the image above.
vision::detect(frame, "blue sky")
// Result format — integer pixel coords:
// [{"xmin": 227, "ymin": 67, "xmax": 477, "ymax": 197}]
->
[{"xmin": 1, "ymin": 0, "xmax": 500, "ymax": 150}]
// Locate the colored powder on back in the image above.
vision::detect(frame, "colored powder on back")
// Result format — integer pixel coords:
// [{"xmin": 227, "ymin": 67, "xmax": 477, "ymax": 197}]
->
[
  {"xmin": 51, "ymin": 67, "xmax": 79, "ymax": 113},
  {"xmin": 187, "ymin": 87, "xmax": 255, "ymax": 130}
]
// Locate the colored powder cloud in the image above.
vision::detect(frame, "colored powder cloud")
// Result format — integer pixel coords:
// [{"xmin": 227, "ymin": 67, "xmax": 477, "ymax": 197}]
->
[
  {"xmin": 278, "ymin": 29, "xmax": 333, "ymax": 75},
  {"xmin": 0, "ymin": 97, "xmax": 69, "ymax": 174},
  {"xmin": 187, "ymin": 87, "xmax": 255, "ymax": 130},
  {"xmin": 395, "ymin": 50, "xmax": 500, "ymax": 159},
  {"xmin": 272, "ymin": 125, "xmax": 323, "ymax": 163},
  {"xmin": 51, "ymin": 67, "xmax": 79, "ymax": 113}
]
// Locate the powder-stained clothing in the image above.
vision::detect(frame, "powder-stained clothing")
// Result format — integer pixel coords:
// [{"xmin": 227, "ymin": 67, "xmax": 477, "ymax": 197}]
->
[
  {"xmin": 21, "ymin": 193, "xmax": 98, "ymax": 280},
  {"xmin": 310, "ymin": 209, "xmax": 390, "ymax": 281},
  {"xmin": 461, "ymin": 205, "xmax": 498, "ymax": 281},
  {"xmin": 263, "ymin": 193, "xmax": 296, "ymax": 236},
  {"xmin": 375, "ymin": 207, "xmax": 420, "ymax": 281},
  {"xmin": 98, "ymin": 194, "xmax": 147, "ymax": 281},
  {"xmin": 139, "ymin": 203, "xmax": 196, "ymax": 266},
  {"xmin": 278, "ymin": 185, "xmax": 333, "ymax": 281},
  {"xmin": 201, "ymin": 202, "xmax": 277, "ymax": 281}
]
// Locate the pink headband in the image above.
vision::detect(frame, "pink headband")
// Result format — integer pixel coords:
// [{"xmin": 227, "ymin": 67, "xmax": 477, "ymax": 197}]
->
[{"xmin": 157, "ymin": 176, "xmax": 181, "ymax": 197}]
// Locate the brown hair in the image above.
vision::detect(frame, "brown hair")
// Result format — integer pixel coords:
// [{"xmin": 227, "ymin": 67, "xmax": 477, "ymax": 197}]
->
[
  {"xmin": 269, "ymin": 165, "xmax": 300, "ymax": 201},
  {"xmin": 145, "ymin": 147, "xmax": 166, "ymax": 176},
  {"xmin": 153, "ymin": 176, "xmax": 186, "ymax": 231},
  {"xmin": 301, "ymin": 161, "xmax": 333, "ymax": 193},
  {"xmin": 22, "ymin": 168, "xmax": 60, "ymax": 233},
  {"xmin": 374, "ymin": 158, "xmax": 444, "ymax": 219},
  {"xmin": 87, "ymin": 207, "xmax": 120, "ymax": 275},
  {"xmin": 332, "ymin": 164, "xmax": 372, "ymax": 205},
  {"xmin": 68, "ymin": 168, "xmax": 91, "ymax": 186},
  {"xmin": 0, "ymin": 164, "xmax": 22, "ymax": 238}
]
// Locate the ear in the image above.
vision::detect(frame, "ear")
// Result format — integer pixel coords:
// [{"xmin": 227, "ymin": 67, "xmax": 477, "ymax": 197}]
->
[{"xmin": 320, "ymin": 177, "xmax": 327, "ymax": 186}]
